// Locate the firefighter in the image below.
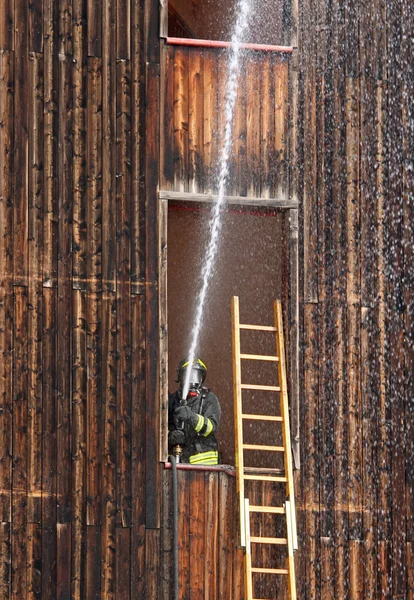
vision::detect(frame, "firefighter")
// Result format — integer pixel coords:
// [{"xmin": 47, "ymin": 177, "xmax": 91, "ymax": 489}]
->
[{"xmin": 168, "ymin": 358, "xmax": 221, "ymax": 465}]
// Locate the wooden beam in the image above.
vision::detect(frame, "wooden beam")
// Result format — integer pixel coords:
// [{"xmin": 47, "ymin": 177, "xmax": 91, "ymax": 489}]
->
[{"xmin": 159, "ymin": 190, "xmax": 297, "ymax": 208}]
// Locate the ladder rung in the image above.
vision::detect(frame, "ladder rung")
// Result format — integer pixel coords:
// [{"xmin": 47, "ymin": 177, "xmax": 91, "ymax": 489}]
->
[
  {"xmin": 251, "ymin": 568, "xmax": 289, "ymax": 575},
  {"xmin": 243, "ymin": 444, "xmax": 285, "ymax": 452},
  {"xmin": 241, "ymin": 384, "xmax": 280, "ymax": 391},
  {"xmin": 250, "ymin": 536, "xmax": 287, "ymax": 545},
  {"xmin": 242, "ymin": 413, "xmax": 283, "ymax": 422},
  {"xmin": 239, "ymin": 324, "xmax": 277, "ymax": 331},
  {"xmin": 244, "ymin": 467, "xmax": 284, "ymax": 474},
  {"xmin": 244, "ymin": 475, "xmax": 287, "ymax": 482},
  {"xmin": 240, "ymin": 353, "xmax": 279, "ymax": 361},
  {"xmin": 249, "ymin": 505, "xmax": 285, "ymax": 514}
]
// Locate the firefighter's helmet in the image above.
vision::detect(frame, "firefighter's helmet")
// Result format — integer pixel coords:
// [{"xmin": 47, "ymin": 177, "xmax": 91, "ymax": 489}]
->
[{"xmin": 176, "ymin": 357, "xmax": 207, "ymax": 389}]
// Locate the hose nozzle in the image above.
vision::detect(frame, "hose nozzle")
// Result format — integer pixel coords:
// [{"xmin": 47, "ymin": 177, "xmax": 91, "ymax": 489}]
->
[{"xmin": 172, "ymin": 444, "xmax": 183, "ymax": 463}]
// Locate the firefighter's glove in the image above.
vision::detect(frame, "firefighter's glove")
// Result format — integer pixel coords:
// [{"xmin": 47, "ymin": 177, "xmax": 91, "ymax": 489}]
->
[
  {"xmin": 174, "ymin": 405, "xmax": 199, "ymax": 429},
  {"xmin": 168, "ymin": 429, "xmax": 185, "ymax": 446}
]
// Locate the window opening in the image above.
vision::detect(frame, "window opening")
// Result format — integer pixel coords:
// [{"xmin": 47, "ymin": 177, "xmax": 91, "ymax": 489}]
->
[{"xmin": 166, "ymin": 201, "xmax": 290, "ymax": 465}]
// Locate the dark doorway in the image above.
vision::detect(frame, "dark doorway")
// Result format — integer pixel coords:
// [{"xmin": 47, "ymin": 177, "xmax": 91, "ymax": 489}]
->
[{"xmin": 167, "ymin": 201, "xmax": 289, "ymax": 465}]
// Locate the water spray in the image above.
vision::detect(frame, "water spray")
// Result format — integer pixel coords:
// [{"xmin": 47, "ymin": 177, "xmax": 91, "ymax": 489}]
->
[{"xmin": 181, "ymin": 0, "xmax": 252, "ymax": 401}]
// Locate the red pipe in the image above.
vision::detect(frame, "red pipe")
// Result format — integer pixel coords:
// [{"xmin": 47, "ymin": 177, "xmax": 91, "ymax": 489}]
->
[
  {"xmin": 164, "ymin": 462, "xmax": 236, "ymax": 477},
  {"xmin": 167, "ymin": 36, "xmax": 293, "ymax": 54}
]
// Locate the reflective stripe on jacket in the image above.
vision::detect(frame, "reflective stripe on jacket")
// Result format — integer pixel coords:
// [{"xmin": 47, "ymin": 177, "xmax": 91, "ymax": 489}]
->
[{"xmin": 168, "ymin": 388, "xmax": 221, "ymax": 464}]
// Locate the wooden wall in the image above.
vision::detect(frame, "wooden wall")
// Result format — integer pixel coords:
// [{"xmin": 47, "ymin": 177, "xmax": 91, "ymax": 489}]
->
[
  {"xmin": 298, "ymin": 0, "xmax": 413, "ymax": 598},
  {"xmin": 161, "ymin": 44, "xmax": 289, "ymax": 199},
  {"xmin": 0, "ymin": 0, "xmax": 162, "ymax": 597}
]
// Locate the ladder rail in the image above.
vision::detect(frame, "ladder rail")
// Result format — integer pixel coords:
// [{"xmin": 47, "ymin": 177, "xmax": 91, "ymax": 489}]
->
[
  {"xmin": 274, "ymin": 300, "xmax": 298, "ymax": 550},
  {"xmin": 232, "ymin": 296, "xmax": 246, "ymax": 547}
]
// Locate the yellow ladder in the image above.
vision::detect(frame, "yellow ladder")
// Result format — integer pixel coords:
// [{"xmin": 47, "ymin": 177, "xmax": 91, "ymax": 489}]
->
[{"xmin": 232, "ymin": 296, "xmax": 297, "ymax": 600}]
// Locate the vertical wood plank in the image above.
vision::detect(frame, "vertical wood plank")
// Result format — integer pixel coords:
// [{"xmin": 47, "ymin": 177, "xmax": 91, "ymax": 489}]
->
[
  {"xmin": 202, "ymin": 49, "xmax": 217, "ymax": 195},
  {"xmin": 320, "ymin": 537, "xmax": 335, "ymax": 600},
  {"xmin": 0, "ymin": 50, "xmax": 14, "ymax": 523},
  {"xmin": 87, "ymin": 0, "xmax": 102, "ymax": 57},
  {"xmin": 71, "ymin": 290, "xmax": 86, "ymax": 600},
  {"xmin": 131, "ymin": 295, "xmax": 146, "ymax": 599},
  {"xmin": 189, "ymin": 472, "xmax": 205, "ymax": 599},
  {"xmin": 27, "ymin": 523, "xmax": 42, "ymax": 599},
  {"xmin": 56, "ymin": 523, "xmax": 72, "ymax": 600},
  {"xmin": 100, "ymin": 292, "xmax": 117, "ymax": 599},
  {"xmin": 218, "ymin": 472, "xmax": 233, "ymax": 599},
  {"xmin": 85, "ymin": 526, "xmax": 101, "ymax": 599},
  {"xmin": 144, "ymin": 530, "xmax": 159, "ymax": 600},
  {"xmin": 188, "ymin": 49, "xmax": 204, "ymax": 194},
  {"xmin": 130, "ymin": 0, "xmax": 144, "ymax": 295},
  {"xmin": 102, "ymin": 0, "xmax": 116, "ymax": 293},
  {"xmin": 86, "ymin": 56, "xmax": 103, "ymax": 528},
  {"xmin": 29, "ymin": 0, "xmax": 43, "ymax": 53},
  {"xmin": 161, "ymin": 45, "xmax": 175, "ymax": 190},
  {"xmin": 116, "ymin": 58, "xmax": 132, "ymax": 528},
  {"xmin": 0, "ymin": 523, "xmax": 11, "ymax": 598},
  {"xmin": 204, "ymin": 472, "xmax": 219, "ymax": 600},
  {"xmin": 72, "ymin": 0, "xmax": 87, "ymax": 291},
  {"xmin": 233, "ymin": 55, "xmax": 247, "ymax": 198},
  {"xmin": 0, "ymin": 0, "xmax": 14, "ymax": 50},
  {"xmin": 259, "ymin": 55, "xmax": 273, "ymax": 199},
  {"xmin": 116, "ymin": 0, "xmax": 130, "ymax": 59},
  {"xmin": 145, "ymin": 60, "xmax": 161, "ymax": 529},
  {"xmin": 12, "ymin": 287, "xmax": 28, "ymax": 599},
  {"xmin": 178, "ymin": 471, "xmax": 190, "ymax": 598},
  {"xmin": 42, "ymin": 0, "xmax": 58, "ymax": 288},
  {"xmin": 302, "ymin": 10, "xmax": 318, "ymax": 304},
  {"xmin": 173, "ymin": 47, "xmax": 189, "ymax": 193},
  {"xmin": 27, "ymin": 52, "xmax": 44, "ymax": 525},
  {"xmin": 349, "ymin": 540, "xmax": 363, "ymax": 599},
  {"xmin": 41, "ymin": 288, "xmax": 57, "ymax": 600},
  {"xmin": 13, "ymin": 0, "xmax": 29, "ymax": 285},
  {"xmin": 245, "ymin": 57, "xmax": 261, "ymax": 198},
  {"xmin": 56, "ymin": 52, "xmax": 72, "ymax": 527},
  {"xmin": 274, "ymin": 61, "xmax": 288, "ymax": 197}
]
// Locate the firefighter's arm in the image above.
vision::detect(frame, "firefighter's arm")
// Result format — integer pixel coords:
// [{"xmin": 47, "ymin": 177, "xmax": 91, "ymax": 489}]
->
[{"xmin": 198, "ymin": 393, "xmax": 221, "ymax": 438}]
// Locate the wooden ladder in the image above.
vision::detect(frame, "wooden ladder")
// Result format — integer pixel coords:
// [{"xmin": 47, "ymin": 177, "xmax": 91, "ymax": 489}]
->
[{"xmin": 232, "ymin": 296, "xmax": 297, "ymax": 600}]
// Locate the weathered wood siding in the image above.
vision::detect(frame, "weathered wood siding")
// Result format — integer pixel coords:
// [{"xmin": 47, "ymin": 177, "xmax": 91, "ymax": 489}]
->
[
  {"xmin": 0, "ymin": 0, "xmax": 160, "ymax": 597},
  {"xmin": 298, "ymin": 0, "xmax": 413, "ymax": 598},
  {"xmin": 161, "ymin": 44, "xmax": 289, "ymax": 199}
]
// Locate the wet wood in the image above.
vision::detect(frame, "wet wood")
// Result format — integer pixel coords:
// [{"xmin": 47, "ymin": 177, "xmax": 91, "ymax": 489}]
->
[
  {"xmin": 42, "ymin": 0, "xmax": 58, "ymax": 288},
  {"xmin": 29, "ymin": 0, "xmax": 43, "ymax": 53},
  {"xmin": 27, "ymin": 52, "xmax": 44, "ymax": 525},
  {"xmin": 56, "ymin": 523, "xmax": 71, "ymax": 598},
  {"xmin": 72, "ymin": 290, "xmax": 86, "ymax": 600},
  {"xmin": 0, "ymin": 50, "xmax": 14, "ymax": 523},
  {"xmin": 0, "ymin": 0, "xmax": 14, "ymax": 50},
  {"xmin": 130, "ymin": 0, "xmax": 143, "ymax": 294},
  {"xmin": 85, "ymin": 526, "xmax": 100, "ymax": 598},
  {"xmin": 87, "ymin": 0, "xmax": 102, "ymax": 57},
  {"xmin": 56, "ymin": 51, "xmax": 72, "ymax": 526},
  {"xmin": 162, "ymin": 46, "xmax": 289, "ymax": 198},
  {"xmin": 100, "ymin": 292, "xmax": 117, "ymax": 599},
  {"xmin": 41, "ymin": 288, "xmax": 57, "ymax": 599},
  {"xmin": 145, "ymin": 60, "xmax": 161, "ymax": 530},
  {"xmin": 117, "ymin": 0, "xmax": 131, "ymax": 59},
  {"xmin": 12, "ymin": 287, "xmax": 28, "ymax": 599},
  {"xmin": 173, "ymin": 47, "xmax": 189, "ymax": 192},
  {"xmin": 86, "ymin": 57, "xmax": 103, "ymax": 528},
  {"xmin": 72, "ymin": 0, "xmax": 87, "ymax": 291},
  {"xmin": 116, "ymin": 58, "xmax": 132, "ymax": 528},
  {"xmin": 0, "ymin": 523, "xmax": 11, "ymax": 598},
  {"xmin": 13, "ymin": 0, "xmax": 29, "ymax": 285}
]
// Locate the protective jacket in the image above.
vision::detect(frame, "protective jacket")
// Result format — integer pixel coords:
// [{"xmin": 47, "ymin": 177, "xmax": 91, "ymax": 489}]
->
[{"xmin": 168, "ymin": 387, "xmax": 221, "ymax": 464}]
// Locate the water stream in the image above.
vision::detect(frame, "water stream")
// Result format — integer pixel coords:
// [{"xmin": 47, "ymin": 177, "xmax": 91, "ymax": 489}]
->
[{"xmin": 181, "ymin": 0, "xmax": 252, "ymax": 400}]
